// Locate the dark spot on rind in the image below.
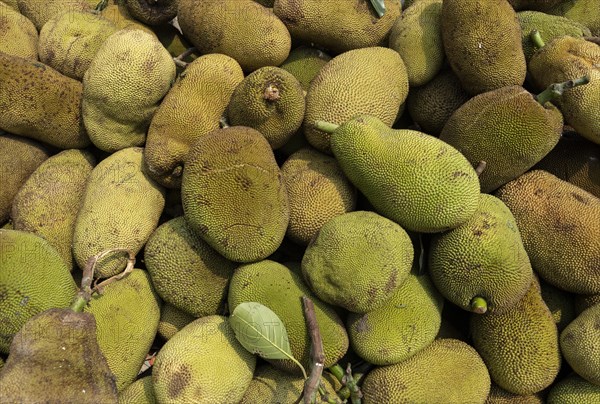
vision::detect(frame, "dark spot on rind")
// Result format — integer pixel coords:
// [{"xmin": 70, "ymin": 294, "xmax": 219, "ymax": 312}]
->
[
  {"xmin": 355, "ymin": 315, "xmax": 371, "ymax": 333},
  {"xmin": 168, "ymin": 365, "xmax": 191, "ymax": 399}
]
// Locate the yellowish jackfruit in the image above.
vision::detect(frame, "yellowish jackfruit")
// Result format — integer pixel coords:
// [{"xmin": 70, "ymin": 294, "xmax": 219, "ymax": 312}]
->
[
  {"xmin": 485, "ymin": 384, "xmax": 544, "ymax": 403},
  {"xmin": 560, "ymin": 303, "xmax": 600, "ymax": 385},
  {"xmin": 547, "ymin": 374, "xmax": 600, "ymax": 403},
  {"xmin": 157, "ymin": 303, "xmax": 195, "ymax": 341},
  {"xmin": 118, "ymin": 376, "xmax": 155, "ymax": 404},
  {"xmin": 540, "ymin": 280, "xmax": 576, "ymax": 332},
  {"xmin": 0, "ymin": 2, "xmax": 38, "ymax": 59},
  {"xmin": 17, "ymin": 0, "xmax": 91, "ymax": 30},
  {"xmin": 279, "ymin": 46, "xmax": 332, "ymax": 91}
]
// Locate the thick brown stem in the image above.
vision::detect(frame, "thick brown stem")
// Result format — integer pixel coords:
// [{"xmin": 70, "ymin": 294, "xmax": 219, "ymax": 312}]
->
[
  {"xmin": 584, "ymin": 37, "xmax": 600, "ymax": 46},
  {"xmin": 302, "ymin": 296, "xmax": 325, "ymax": 404}
]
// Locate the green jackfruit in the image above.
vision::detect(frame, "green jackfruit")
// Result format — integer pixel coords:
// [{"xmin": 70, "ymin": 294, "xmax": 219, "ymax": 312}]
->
[
  {"xmin": 273, "ymin": 0, "xmax": 401, "ymax": 54},
  {"xmin": 0, "ymin": 2, "xmax": 37, "ymax": 59},
  {"xmin": 12, "ymin": 149, "xmax": 95, "ymax": 270},
  {"xmin": 0, "ymin": 134, "xmax": 49, "ymax": 224},
  {"xmin": 0, "ymin": 230, "xmax": 77, "ymax": 354},
  {"xmin": 228, "ymin": 66, "xmax": 305, "ymax": 149},
  {"xmin": 178, "ymin": 0, "xmax": 290, "ymax": 72},
  {"xmin": 347, "ymin": 271, "xmax": 444, "ymax": 365},
  {"xmin": 362, "ymin": 338, "xmax": 491, "ymax": 403},
  {"xmin": 144, "ymin": 217, "xmax": 236, "ymax": 317},
  {"xmin": 38, "ymin": 10, "xmax": 118, "ymax": 80},
  {"xmin": 442, "ymin": 0, "xmax": 526, "ymax": 95},
  {"xmin": 144, "ymin": 54, "xmax": 244, "ymax": 188},
  {"xmin": 228, "ymin": 260, "xmax": 349, "ymax": 374},
  {"xmin": 549, "ymin": 0, "xmax": 600, "ymax": 36},
  {"xmin": 304, "ymin": 47, "xmax": 409, "ymax": 154},
  {"xmin": 17, "ymin": 0, "xmax": 91, "ymax": 30},
  {"xmin": 547, "ymin": 374, "xmax": 600, "ymax": 403},
  {"xmin": 125, "ymin": 0, "xmax": 176, "ymax": 26},
  {"xmin": 389, "ymin": 0, "xmax": 444, "ymax": 87},
  {"xmin": 157, "ymin": 303, "xmax": 195, "ymax": 341},
  {"xmin": 152, "ymin": 315, "xmax": 256, "ymax": 403},
  {"xmin": 82, "ymin": 29, "xmax": 175, "ymax": 152},
  {"xmin": 485, "ymin": 384, "xmax": 544, "ymax": 403},
  {"xmin": 440, "ymin": 85, "xmax": 563, "ymax": 193},
  {"xmin": 495, "ymin": 170, "xmax": 600, "ymax": 294},
  {"xmin": 540, "ymin": 280, "xmax": 576, "ymax": 331},
  {"xmin": 302, "ymin": 210, "xmax": 413, "ymax": 313},
  {"xmin": 281, "ymin": 147, "xmax": 356, "ymax": 245},
  {"xmin": 85, "ymin": 269, "xmax": 161, "ymax": 392},
  {"xmin": 529, "ymin": 35, "xmax": 600, "ymax": 144},
  {"xmin": 575, "ymin": 293, "xmax": 600, "ymax": 315},
  {"xmin": 470, "ymin": 278, "xmax": 561, "ymax": 394},
  {"xmin": 279, "ymin": 46, "xmax": 332, "ymax": 91},
  {"xmin": 182, "ymin": 127, "xmax": 289, "ymax": 263},
  {"xmin": 429, "ymin": 194, "xmax": 533, "ymax": 314},
  {"xmin": 320, "ymin": 114, "xmax": 480, "ymax": 233},
  {"xmin": 73, "ymin": 147, "xmax": 166, "ymax": 278},
  {"xmin": 118, "ymin": 376, "xmax": 155, "ymax": 404},
  {"xmin": 560, "ymin": 303, "xmax": 600, "ymax": 385},
  {"xmin": 0, "ymin": 53, "xmax": 89, "ymax": 149}
]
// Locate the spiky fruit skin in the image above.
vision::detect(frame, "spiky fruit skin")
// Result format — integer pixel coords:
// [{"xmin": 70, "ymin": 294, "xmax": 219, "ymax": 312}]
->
[
  {"xmin": 228, "ymin": 260, "xmax": 348, "ymax": 374},
  {"xmin": 347, "ymin": 272, "xmax": 444, "ymax": 365},
  {"xmin": 118, "ymin": 376, "xmax": 155, "ymax": 404},
  {"xmin": 548, "ymin": 0, "xmax": 600, "ymax": 36},
  {"xmin": 470, "ymin": 278, "xmax": 561, "ymax": 395},
  {"xmin": 125, "ymin": 0, "xmax": 177, "ymax": 26},
  {"xmin": 0, "ymin": 2, "xmax": 38, "ymax": 60},
  {"xmin": 0, "ymin": 230, "xmax": 77, "ymax": 354},
  {"xmin": 157, "ymin": 304, "xmax": 195, "ymax": 341},
  {"xmin": 429, "ymin": 194, "xmax": 533, "ymax": 314},
  {"xmin": 0, "ymin": 309, "xmax": 117, "ymax": 403},
  {"xmin": 560, "ymin": 303, "xmax": 600, "ymax": 385},
  {"xmin": 17, "ymin": 0, "xmax": 91, "ymax": 30},
  {"xmin": 495, "ymin": 170, "xmax": 600, "ymax": 294},
  {"xmin": 547, "ymin": 374, "xmax": 600, "ymax": 403},
  {"xmin": 441, "ymin": 0, "xmax": 526, "ymax": 95},
  {"xmin": 362, "ymin": 338, "xmax": 491, "ymax": 403},
  {"xmin": 152, "ymin": 315, "xmax": 256, "ymax": 404},
  {"xmin": 279, "ymin": 46, "xmax": 331, "ymax": 91},
  {"xmin": 331, "ymin": 115, "xmax": 480, "ymax": 233},
  {"xmin": 486, "ymin": 384, "xmax": 544, "ymax": 403},
  {"xmin": 182, "ymin": 127, "xmax": 289, "ymax": 263}
]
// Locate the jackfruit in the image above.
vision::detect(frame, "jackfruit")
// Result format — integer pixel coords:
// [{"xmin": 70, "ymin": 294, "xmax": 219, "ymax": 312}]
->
[
  {"xmin": 38, "ymin": 10, "xmax": 118, "ymax": 80},
  {"xmin": 0, "ymin": 230, "xmax": 77, "ymax": 353},
  {"xmin": 560, "ymin": 303, "xmax": 600, "ymax": 385},
  {"xmin": 125, "ymin": 0, "xmax": 176, "ymax": 26},
  {"xmin": 470, "ymin": 278, "xmax": 561, "ymax": 394},
  {"xmin": 304, "ymin": 47, "xmax": 409, "ymax": 154},
  {"xmin": 100, "ymin": 3, "xmax": 154, "ymax": 33},
  {"xmin": 152, "ymin": 315, "xmax": 256, "ymax": 403},
  {"xmin": 389, "ymin": 0, "xmax": 444, "ymax": 87},
  {"xmin": 319, "ymin": 114, "xmax": 480, "ymax": 233},
  {"xmin": 302, "ymin": 210, "xmax": 413, "ymax": 313},
  {"xmin": 547, "ymin": 374, "xmax": 600, "ymax": 403},
  {"xmin": 440, "ymin": 85, "xmax": 563, "ymax": 192},
  {"xmin": 82, "ymin": 29, "xmax": 175, "ymax": 152},
  {"xmin": 495, "ymin": 170, "xmax": 600, "ymax": 294},
  {"xmin": 0, "ymin": 53, "xmax": 89, "ymax": 149},
  {"xmin": 575, "ymin": 293, "xmax": 600, "ymax": 314},
  {"xmin": 144, "ymin": 216, "xmax": 236, "ymax": 317},
  {"xmin": 534, "ymin": 132, "xmax": 600, "ymax": 198},
  {"xmin": 441, "ymin": 0, "xmax": 526, "ymax": 95},
  {"xmin": 0, "ymin": 2, "xmax": 37, "ymax": 59},
  {"xmin": 85, "ymin": 268, "xmax": 161, "ymax": 391},
  {"xmin": 540, "ymin": 280, "xmax": 576, "ymax": 331},
  {"xmin": 429, "ymin": 194, "xmax": 533, "ymax": 314},
  {"xmin": 144, "ymin": 54, "xmax": 244, "ymax": 188},
  {"xmin": 12, "ymin": 149, "xmax": 95, "ymax": 270},
  {"xmin": 0, "ymin": 134, "xmax": 49, "ymax": 224},
  {"xmin": 177, "ymin": 0, "xmax": 290, "ymax": 72},
  {"xmin": 228, "ymin": 67, "xmax": 305, "ymax": 149},
  {"xmin": 228, "ymin": 260, "xmax": 348, "ymax": 374},
  {"xmin": 157, "ymin": 303, "xmax": 195, "ymax": 341},
  {"xmin": 517, "ymin": 11, "xmax": 591, "ymax": 61},
  {"xmin": 549, "ymin": 0, "xmax": 600, "ymax": 36},
  {"xmin": 362, "ymin": 338, "xmax": 491, "ymax": 403},
  {"xmin": 181, "ymin": 126, "xmax": 289, "ymax": 263},
  {"xmin": 273, "ymin": 0, "xmax": 401, "ymax": 54},
  {"xmin": 17, "ymin": 0, "xmax": 91, "ymax": 30},
  {"xmin": 119, "ymin": 376, "xmax": 155, "ymax": 404},
  {"xmin": 73, "ymin": 147, "xmax": 166, "ymax": 278},
  {"xmin": 347, "ymin": 271, "xmax": 443, "ymax": 365},
  {"xmin": 279, "ymin": 46, "xmax": 332, "ymax": 91},
  {"xmin": 528, "ymin": 35, "xmax": 600, "ymax": 144},
  {"xmin": 281, "ymin": 147, "xmax": 356, "ymax": 245},
  {"xmin": 0, "ymin": 308, "xmax": 117, "ymax": 402},
  {"xmin": 407, "ymin": 69, "xmax": 471, "ymax": 136},
  {"xmin": 485, "ymin": 384, "xmax": 544, "ymax": 403},
  {"xmin": 240, "ymin": 364, "xmax": 339, "ymax": 404}
]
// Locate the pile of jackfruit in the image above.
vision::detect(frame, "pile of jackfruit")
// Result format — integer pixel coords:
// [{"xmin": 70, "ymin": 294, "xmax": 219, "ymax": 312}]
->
[{"xmin": 0, "ymin": 0, "xmax": 599, "ymax": 402}]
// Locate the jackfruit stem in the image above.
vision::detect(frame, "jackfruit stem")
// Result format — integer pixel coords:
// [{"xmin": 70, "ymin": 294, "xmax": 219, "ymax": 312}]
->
[
  {"xmin": 470, "ymin": 297, "xmax": 488, "ymax": 314},
  {"xmin": 328, "ymin": 364, "xmax": 363, "ymax": 404},
  {"xmin": 173, "ymin": 47, "xmax": 197, "ymax": 69},
  {"xmin": 530, "ymin": 30, "xmax": 545, "ymax": 49},
  {"xmin": 535, "ymin": 76, "xmax": 590, "ymax": 106},
  {"xmin": 302, "ymin": 296, "xmax": 325, "ymax": 404},
  {"xmin": 313, "ymin": 121, "xmax": 339, "ymax": 133}
]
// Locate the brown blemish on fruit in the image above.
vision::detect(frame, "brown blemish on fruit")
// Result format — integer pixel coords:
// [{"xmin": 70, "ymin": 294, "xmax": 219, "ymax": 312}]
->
[{"xmin": 168, "ymin": 365, "xmax": 191, "ymax": 399}]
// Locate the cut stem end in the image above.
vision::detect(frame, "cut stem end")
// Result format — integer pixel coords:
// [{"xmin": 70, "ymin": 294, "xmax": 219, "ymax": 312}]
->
[{"xmin": 470, "ymin": 296, "xmax": 488, "ymax": 314}]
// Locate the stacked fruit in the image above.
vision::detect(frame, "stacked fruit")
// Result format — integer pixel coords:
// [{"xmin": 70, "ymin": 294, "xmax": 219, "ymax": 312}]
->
[{"xmin": 0, "ymin": 0, "xmax": 599, "ymax": 402}]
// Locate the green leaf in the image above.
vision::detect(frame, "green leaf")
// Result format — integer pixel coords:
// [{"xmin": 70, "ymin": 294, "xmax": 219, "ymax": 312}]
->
[
  {"xmin": 370, "ymin": 0, "xmax": 386, "ymax": 17},
  {"xmin": 229, "ymin": 302, "xmax": 293, "ymax": 360}
]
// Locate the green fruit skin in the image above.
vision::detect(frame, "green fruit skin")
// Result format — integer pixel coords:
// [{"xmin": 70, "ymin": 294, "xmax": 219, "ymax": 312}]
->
[
  {"xmin": 118, "ymin": 376, "xmax": 156, "ymax": 404},
  {"xmin": 331, "ymin": 115, "xmax": 480, "ymax": 233},
  {"xmin": 547, "ymin": 374, "xmax": 600, "ymax": 403},
  {"xmin": 228, "ymin": 260, "xmax": 349, "ymax": 374},
  {"xmin": 279, "ymin": 46, "xmax": 332, "ymax": 91}
]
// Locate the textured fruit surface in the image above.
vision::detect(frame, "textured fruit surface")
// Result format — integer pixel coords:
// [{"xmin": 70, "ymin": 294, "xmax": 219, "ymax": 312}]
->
[
  {"xmin": 0, "ymin": 2, "xmax": 38, "ymax": 59},
  {"xmin": 279, "ymin": 46, "xmax": 331, "ymax": 91},
  {"xmin": 157, "ymin": 303, "xmax": 195, "ymax": 341},
  {"xmin": 17, "ymin": 0, "xmax": 91, "ymax": 30},
  {"xmin": 182, "ymin": 126, "xmax": 289, "ymax": 263},
  {"xmin": 485, "ymin": 384, "xmax": 544, "ymax": 403},
  {"xmin": 302, "ymin": 210, "xmax": 413, "ymax": 313},
  {"xmin": 118, "ymin": 376, "xmax": 155, "ymax": 404},
  {"xmin": 547, "ymin": 374, "xmax": 600, "ymax": 403},
  {"xmin": 152, "ymin": 315, "xmax": 256, "ymax": 404},
  {"xmin": 560, "ymin": 303, "xmax": 600, "ymax": 385}
]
